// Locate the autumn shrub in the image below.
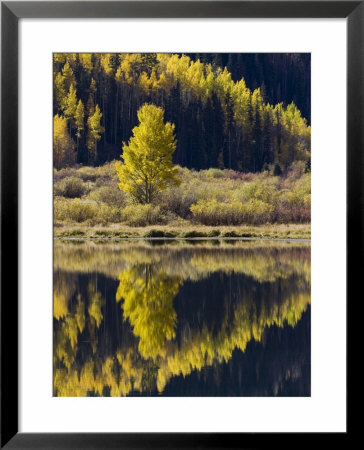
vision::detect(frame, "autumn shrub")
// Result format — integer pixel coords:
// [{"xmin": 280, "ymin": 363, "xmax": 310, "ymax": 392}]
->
[
  {"xmin": 158, "ymin": 182, "xmax": 203, "ymax": 219},
  {"xmin": 122, "ymin": 204, "xmax": 163, "ymax": 226},
  {"xmin": 143, "ymin": 229, "xmax": 177, "ymax": 238},
  {"xmin": 242, "ymin": 199, "xmax": 274, "ymax": 224},
  {"xmin": 96, "ymin": 161, "xmax": 119, "ymax": 181},
  {"xmin": 203, "ymin": 168, "xmax": 226, "ymax": 179},
  {"xmin": 53, "ymin": 167, "xmax": 78, "ymax": 183},
  {"xmin": 97, "ymin": 203, "xmax": 123, "ymax": 223},
  {"xmin": 54, "ymin": 198, "xmax": 98, "ymax": 222},
  {"xmin": 190, "ymin": 199, "xmax": 244, "ymax": 225},
  {"xmin": 182, "ymin": 230, "xmax": 209, "ymax": 238},
  {"xmin": 233, "ymin": 177, "xmax": 279, "ymax": 205},
  {"xmin": 54, "ymin": 176, "xmax": 88, "ymax": 198},
  {"xmin": 54, "ymin": 162, "xmax": 311, "ymax": 226},
  {"xmin": 191, "ymin": 198, "xmax": 274, "ymax": 225},
  {"xmin": 89, "ymin": 186, "xmax": 127, "ymax": 207},
  {"xmin": 76, "ymin": 166, "xmax": 99, "ymax": 182}
]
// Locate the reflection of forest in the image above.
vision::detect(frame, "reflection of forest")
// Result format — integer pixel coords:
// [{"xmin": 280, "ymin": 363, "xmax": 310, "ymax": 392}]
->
[{"xmin": 53, "ymin": 241, "xmax": 311, "ymax": 396}]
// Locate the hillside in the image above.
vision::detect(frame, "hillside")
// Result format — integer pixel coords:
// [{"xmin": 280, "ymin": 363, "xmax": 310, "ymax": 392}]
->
[{"xmin": 53, "ymin": 53, "xmax": 311, "ymax": 173}]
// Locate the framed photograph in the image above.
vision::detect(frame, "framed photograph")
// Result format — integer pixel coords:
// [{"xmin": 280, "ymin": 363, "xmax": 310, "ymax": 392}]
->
[{"xmin": 1, "ymin": 1, "xmax": 356, "ymax": 448}]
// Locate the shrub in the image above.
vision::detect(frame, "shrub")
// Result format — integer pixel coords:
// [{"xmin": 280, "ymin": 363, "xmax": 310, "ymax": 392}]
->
[
  {"xmin": 233, "ymin": 177, "xmax": 279, "ymax": 205},
  {"xmin": 97, "ymin": 203, "xmax": 122, "ymax": 223},
  {"xmin": 54, "ymin": 198, "xmax": 98, "ymax": 222},
  {"xmin": 76, "ymin": 166, "xmax": 99, "ymax": 182},
  {"xmin": 191, "ymin": 198, "xmax": 274, "ymax": 226},
  {"xmin": 96, "ymin": 161, "xmax": 119, "ymax": 180},
  {"xmin": 222, "ymin": 230, "xmax": 239, "ymax": 238},
  {"xmin": 143, "ymin": 229, "xmax": 177, "ymax": 238},
  {"xmin": 158, "ymin": 184, "xmax": 201, "ymax": 219},
  {"xmin": 190, "ymin": 199, "xmax": 244, "ymax": 225},
  {"xmin": 122, "ymin": 204, "xmax": 162, "ymax": 226},
  {"xmin": 182, "ymin": 230, "xmax": 208, "ymax": 238},
  {"xmin": 54, "ymin": 176, "xmax": 88, "ymax": 198},
  {"xmin": 89, "ymin": 186, "xmax": 127, "ymax": 207},
  {"xmin": 202, "ymin": 168, "xmax": 226, "ymax": 179},
  {"xmin": 207, "ymin": 229, "xmax": 221, "ymax": 237},
  {"xmin": 242, "ymin": 199, "xmax": 274, "ymax": 224}
]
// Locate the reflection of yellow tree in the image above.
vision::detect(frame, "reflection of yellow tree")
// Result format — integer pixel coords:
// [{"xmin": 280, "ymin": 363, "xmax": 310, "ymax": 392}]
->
[
  {"xmin": 156, "ymin": 291, "xmax": 310, "ymax": 393},
  {"xmin": 53, "ymin": 242, "xmax": 311, "ymax": 397},
  {"xmin": 88, "ymin": 280, "xmax": 104, "ymax": 328},
  {"xmin": 54, "ymin": 286, "xmax": 310, "ymax": 396},
  {"xmin": 53, "ymin": 276, "xmax": 103, "ymax": 370},
  {"xmin": 54, "ymin": 241, "xmax": 310, "ymax": 284},
  {"xmin": 53, "ymin": 272, "xmax": 76, "ymax": 320},
  {"xmin": 116, "ymin": 265, "xmax": 181, "ymax": 360}
]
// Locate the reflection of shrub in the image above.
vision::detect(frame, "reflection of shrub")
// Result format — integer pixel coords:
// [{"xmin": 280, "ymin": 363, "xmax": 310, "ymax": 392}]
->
[
  {"xmin": 54, "ymin": 177, "xmax": 87, "ymax": 198},
  {"xmin": 54, "ymin": 198, "xmax": 98, "ymax": 222},
  {"xmin": 122, "ymin": 204, "xmax": 162, "ymax": 226}
]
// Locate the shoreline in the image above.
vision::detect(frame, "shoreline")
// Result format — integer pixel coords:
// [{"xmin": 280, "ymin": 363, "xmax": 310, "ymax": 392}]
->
[
  {"xmin": 54, "ymin": 223, "xmax": 311, "ymax": 241},
  {"xmin": 55, "ymin": 236, "xmax": 310, "ymax": 242}
]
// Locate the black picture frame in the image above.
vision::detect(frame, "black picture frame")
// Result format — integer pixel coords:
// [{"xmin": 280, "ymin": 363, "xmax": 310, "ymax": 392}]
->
[{"xmin": 1, "ymin": 1, "xmax": 357, "ymax": 448}]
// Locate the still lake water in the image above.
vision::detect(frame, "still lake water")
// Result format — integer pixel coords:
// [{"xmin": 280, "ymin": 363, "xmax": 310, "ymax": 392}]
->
[{"xmin": 53, "ymin": 240, "xmax": 311, "ymax": 397}]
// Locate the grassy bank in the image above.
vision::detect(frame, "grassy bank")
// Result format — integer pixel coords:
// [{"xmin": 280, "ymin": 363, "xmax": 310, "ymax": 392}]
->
[
  {"xmin": 54, "ymin": 223, "xmax": 310, "ymax": 240},
  {"xmin": 54, "ymin": 161, "xmax": 310, "ymax": 233}
]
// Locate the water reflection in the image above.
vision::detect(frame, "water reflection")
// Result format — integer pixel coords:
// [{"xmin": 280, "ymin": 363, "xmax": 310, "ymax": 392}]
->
[{"xmin": 53, "ymin": 240, "xmax": 311, "ymax": 396}]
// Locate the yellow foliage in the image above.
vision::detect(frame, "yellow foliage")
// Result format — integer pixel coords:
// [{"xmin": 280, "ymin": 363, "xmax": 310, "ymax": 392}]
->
[{"xmin": 116, "ymin": 104, "xmax": 180, "ymax": 204}]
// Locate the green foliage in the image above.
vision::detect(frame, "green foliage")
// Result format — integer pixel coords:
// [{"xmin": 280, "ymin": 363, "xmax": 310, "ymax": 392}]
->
[
  {"xmin": 54, "ymin": 176, "xmax": 88, "ymax": 198},
  {"xmin": 116, "ymin": 104, "xmax": 180, "ymax": 204}
]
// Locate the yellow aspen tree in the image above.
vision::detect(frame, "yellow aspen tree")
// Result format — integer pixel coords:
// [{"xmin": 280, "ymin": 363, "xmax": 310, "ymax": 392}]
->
[
  {"xmin": 54, "ymin": 72, "xmax": 66, "ymax": 111},
  {"xmin": 75, "ymin": 100, "xmax": 85, "ymax": 156},
  {"xmin": 64, "ymin": 84, "xmax": 78, "ymax": 129},
  {"xmin": 62, "ymin": 61, "xmax": 75, "ymax": 92},
  {"xmin": 116, "ymin": 104, "xmax": 180, "ymax": 204},
  {"xmin": 53, "ymin": 115, "xmax": 75, "ymax": 169},
  {"xmin": 79, "ymin": 53, "xmax": 93, "ymax": 72},
  {"xmin": 86, "ymin": 105, "xmax": 104, "ymax": 163}
]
